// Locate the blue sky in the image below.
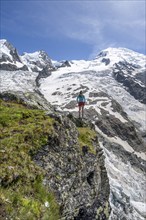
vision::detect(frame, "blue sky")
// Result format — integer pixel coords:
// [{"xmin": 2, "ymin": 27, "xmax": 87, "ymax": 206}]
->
[{"xmin": 1, "ymin": 0, "xmax": 146, "ymax": 60}]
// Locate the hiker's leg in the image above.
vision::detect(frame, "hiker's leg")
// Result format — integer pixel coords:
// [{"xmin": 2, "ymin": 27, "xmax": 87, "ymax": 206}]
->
[
  {"xmin": 79, "ymin": 106, "xmax": 81, "ymax": 118},
  {"xmin": 82, "ymin": 106, "xmax": 84, "ymax": 118}
]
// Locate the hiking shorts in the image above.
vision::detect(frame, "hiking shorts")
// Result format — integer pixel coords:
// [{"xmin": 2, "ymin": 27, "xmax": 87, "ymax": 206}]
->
[{"xmin": 78, "ymin": 102, "xmax": 85, "ymax": 107}]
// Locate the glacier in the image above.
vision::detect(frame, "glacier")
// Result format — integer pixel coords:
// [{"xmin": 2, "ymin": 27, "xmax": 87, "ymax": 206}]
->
[{"xmin": 1, "ymin": 39, "xmax": 146, "ymax": 220}]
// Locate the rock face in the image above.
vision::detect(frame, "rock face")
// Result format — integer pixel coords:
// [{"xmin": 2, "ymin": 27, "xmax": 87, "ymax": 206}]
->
[
  {"xmin": 0, "ymin": 90, "xmax": 53, "ymax": 112},
  {"xmin": 35, "ymin": 65, "xmax": 52, "ymax": 86},
  {"xmin": 113, "ymin": 61, "xmax": 146, "ymax": 104},
  {"xmin": 33, "ymin": 116, "xmax": 111, "ymax": 220},
  {"xmin": 0, "ymin": 86, "xmax": 111, "ymax": 219},
  {"xmin": 0, "ymin": 39, "xmax": 28, "ymax": 71},
  {"xmin": 0, "ymin": 89, "xmax": 111, "ymax": 219},
  {"xmin": 53, "ymin": 60, "xmax": 71, "ymax": 68},
  {"xmin": 0, "ymin": 39, "xmax": 55, "ymax": 83},
  {"xmin": 21, "ymin": 50, "xmax": 55, "ymax": 85}
]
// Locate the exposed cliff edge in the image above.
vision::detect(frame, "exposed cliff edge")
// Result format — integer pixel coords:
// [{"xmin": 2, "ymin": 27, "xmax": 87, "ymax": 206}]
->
[
  {"xmin": 0, "ymin": 94, "xmax": 111, "ymax": 220},
  {"xmin": 33, "ymin": 114, "xmax": 111, "ymax": 220}
]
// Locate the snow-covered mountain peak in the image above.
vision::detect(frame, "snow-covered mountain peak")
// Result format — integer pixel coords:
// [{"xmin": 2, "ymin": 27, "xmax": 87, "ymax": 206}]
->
[
  {"xmin": 0, "ymin": 39, "xmax": 19, "ymax": 60},
  {"xmin": 0, "ymin": 38, "xmax": 13, "ymax": 47},
  {"xmin": 22, "ymin": 51, "xmax": 44, "ymax": 66},
  {"xmin": 0, "ymin": 39, "xmax": 7, "ymax": 44},
  {"xmin": 0, "ymin": 39, "xmax": 28, "ymax": 71},
  {"xmin": 21, "ymin": 50, "xmax": 54, "ymax": 72},
  {"xmin": 0, "ymin": 39, "xmax": 9, "ymax": 53},
  {"xmin": 96, "ymin": 47, "xmax": 144, "ymax": 58},
  {"xmin": 22, "ymin": 50, "xmax": 50, "ymax": 62},
  {"xmin": 95, "ymin": 47, "xmax": 146, "ymax": 67},
  {"xmin": 0, "ymin": 39, "xmax": 55, "ymax": 73}
]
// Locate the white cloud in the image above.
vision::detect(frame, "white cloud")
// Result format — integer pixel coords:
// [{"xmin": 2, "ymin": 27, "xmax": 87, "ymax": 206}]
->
[
  {"xmin": 2, "ymin": 0, "xmax": 145, "ymax": 57},
  {"xmin": 44, "ymin": 0, "xmax": 145, "ymax": 55}
]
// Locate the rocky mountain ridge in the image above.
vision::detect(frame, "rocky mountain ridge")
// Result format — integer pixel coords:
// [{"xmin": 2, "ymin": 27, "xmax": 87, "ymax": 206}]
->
[
  {"xmin": 33, "ymin": 115, "xmax": 111, "ymax": 220},
  {"xmin": 0, "ymin": 96, "xmax": 111, "ymax": 220},
  {"xmin": 0, "ymin": 39, "xmax": 146, "ymax": 220},
  {"xmin": 0, "ymin": 39, "xmax": 72, "ymax": 85},
  {"xmin": 0, "ymin": 39, "xmax": 28, "ymax": 71},
  {"xmin": 0, "ymin": 39, "xmax": 145, "ymax": 105}
]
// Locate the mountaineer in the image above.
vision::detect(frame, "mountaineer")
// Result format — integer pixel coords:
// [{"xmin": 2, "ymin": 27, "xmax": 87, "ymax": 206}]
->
[{"xmin": 77, "ymin": 90, "xmax": 86, "ymax": 119}]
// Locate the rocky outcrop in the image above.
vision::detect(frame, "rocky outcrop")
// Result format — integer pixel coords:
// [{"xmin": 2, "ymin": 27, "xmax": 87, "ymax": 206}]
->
[
  {"xmin": 59, "ymin": 60, "xmax": 71, "ymax": 67},
  {"xmin": 0, "ymin": 40, "xmax": 21, "ymax": 63},
  {"xmin": 83, "ymin": 96, "xmax": 145, "ymax": 153},
  {"xmin": 95, "ymin": 112, "xmax": 144, "ymax": 152},
  {"xmin": 113, "ymin": 61, "xmax": 146, "ymax": 104},
  {"xmin": 0, "ymin": 62, "xmax": 28, "ymax": 71},
  {"xmin": 33, "ymin": 116, "xmax": 111, "ymax": 219},
  {"xmin": 101, "ymin": 58, "xmax": 110, "ymax": 65},
  {"xmin": 0, "ymin": 40, "xmax": 28, "ymax": 71},
  {"xmin": 54, "ymin": 60, "xmax": 71, "ymax": 68},
  {"xmin": 36, "ymin": 65, "xmax": 52, "ymax": 86},
  {"xmin": 21, "ymin": 50, "xmax": 56, "ymax": 85},
  {"xmin": 0, "ymin": 90, "xmax": 53, "ymax": 112},
  {"xmin": 0, "ymin": 88, "xmax": 111, "ymax": 219},
  {"xmin": 74, "ymin": 98, "xmax": 146, "ymax": 220},
  {"xmin": 0, "ymin": 40, "xmax": 54, "ymax": 82}
]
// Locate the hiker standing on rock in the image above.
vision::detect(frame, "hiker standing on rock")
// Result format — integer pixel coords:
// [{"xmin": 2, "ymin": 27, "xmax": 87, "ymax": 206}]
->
[{"xmin": 77, "ymin": 91, "xmax": 86, "ymax": 119}]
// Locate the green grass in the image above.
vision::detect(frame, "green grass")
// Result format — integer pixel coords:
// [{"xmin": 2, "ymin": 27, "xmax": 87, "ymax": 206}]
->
[
  {"xmin": 77, "ymin": 127, "xmax": 97, "ymax": 154},
  {"xmin": 0, "ymin": 99, "xmax": 60, "ymax": 220}
]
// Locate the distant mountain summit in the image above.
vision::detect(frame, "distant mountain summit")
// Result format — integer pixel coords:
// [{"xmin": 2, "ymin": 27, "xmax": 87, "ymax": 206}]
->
[
  {"xmin": 0, "ymin": 39, "xmax": 28, "ymax": 71},
  {"xmin": 0, "ymin": 39, "xmax": 54, "ymax": 75},
  {"xmin": 94, "ymin": 47, "xmax": 146, "ymax": 104},
  {"xmin": 95, "ymin": 47, "xmax": 145, "ymax": 66},
  {"xmin": 21, "ymin": 50, "xmax": 54, "ymax": 72},
  {"xmin": 0, "ymin": 39, "xmax": 145, "ymax": 104}
]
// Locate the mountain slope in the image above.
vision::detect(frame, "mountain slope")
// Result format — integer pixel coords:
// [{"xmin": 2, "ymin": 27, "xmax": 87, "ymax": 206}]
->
[
  {"xmin": 0, "ymin": 39, "xmax": 55, "ymax": 86},
  {"xmin": 39, "ymin": 48, "xmax": 146, "ymax": 220},
  {"xmin": 0, "ymin": 98, "xmax": 111, "ymax": 220},
  {"xmin": 0, "ymin": 99, "xmax": 60, "ymax": 220},
  {"xmin": 0, "ymin": 40, "xmax": 146, "ymax": 220},
  {"xmin": 93, "ymin": 47, "xmax": 146, "ymax": 104}
]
